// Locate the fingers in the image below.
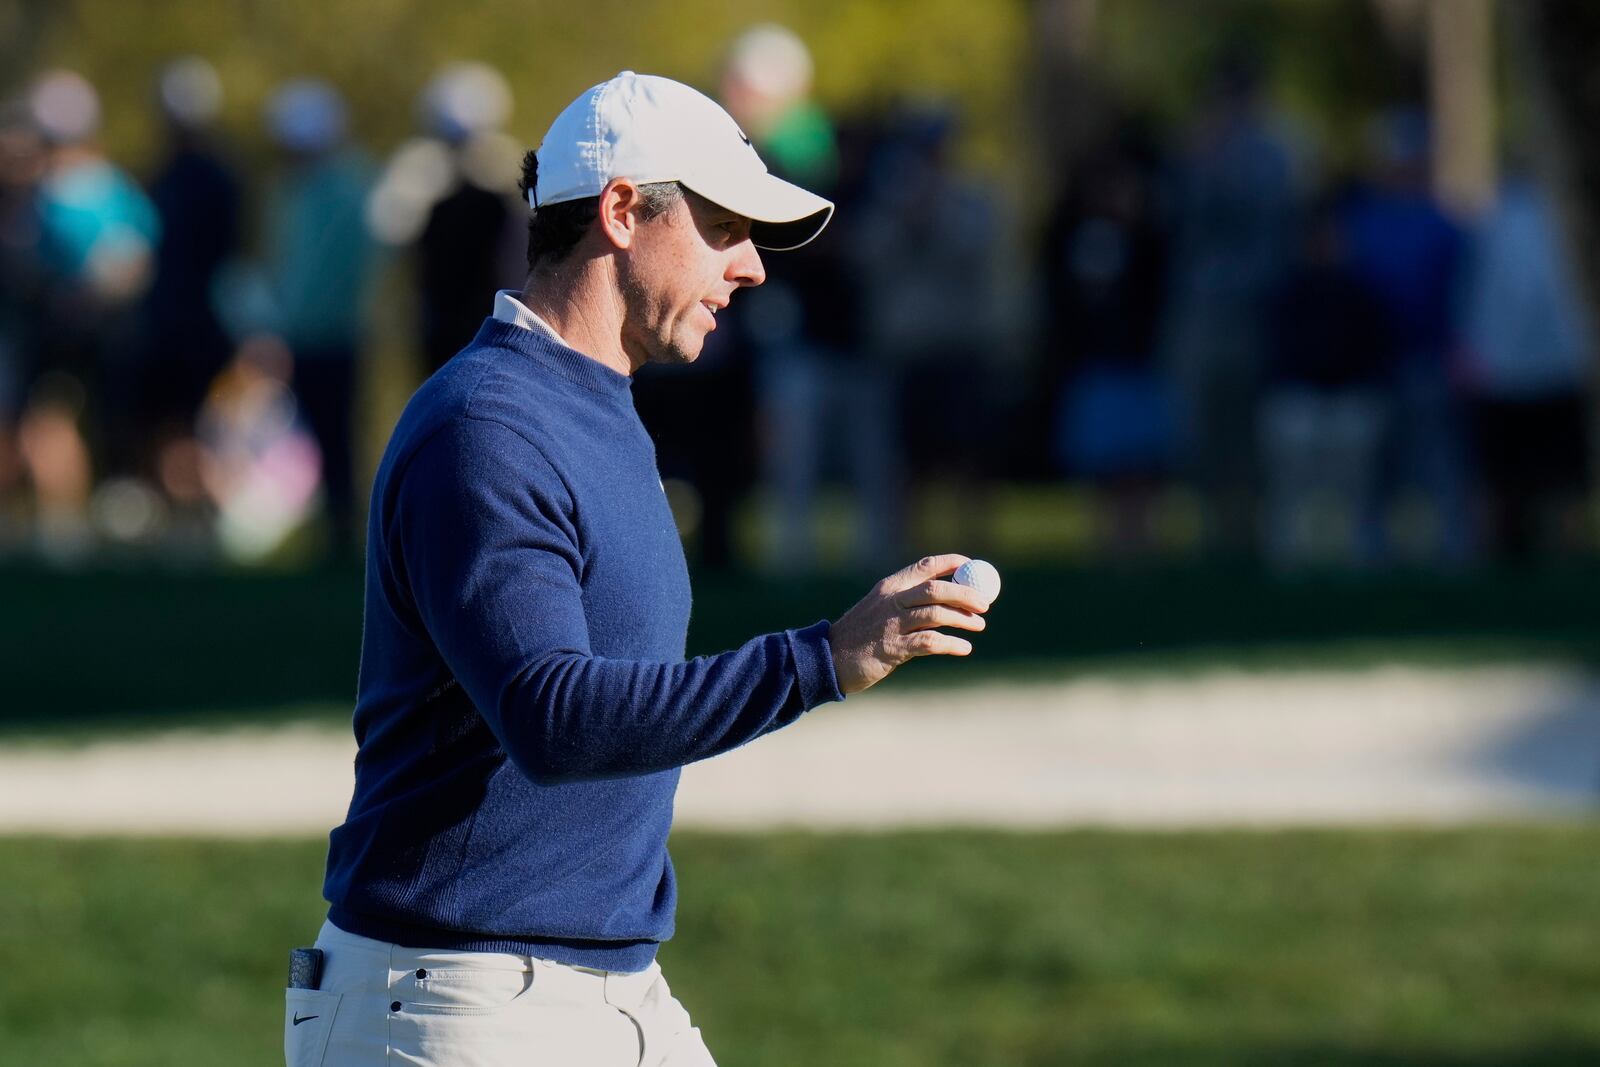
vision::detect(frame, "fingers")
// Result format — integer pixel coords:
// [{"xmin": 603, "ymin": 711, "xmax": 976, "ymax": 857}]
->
[
  {"xmin": 903, "ymin": 630, "xmax": 973, "ymax": 658},
  {"xmin": 902, "ymin": 604, "xmax": 986, "ymax": 633},
  {"xmin": 880, "ymin": 553, "xmax": 971, "ymax": 595},
  {"xmin": 893, "ymin": 579, "xmax": 991, "ymax": 615}
]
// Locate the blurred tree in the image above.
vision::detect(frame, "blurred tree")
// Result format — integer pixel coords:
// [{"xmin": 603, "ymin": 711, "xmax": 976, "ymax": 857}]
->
[
  {"xmin": 1427, "ymin": 0, "xmax": 1495, "ymax": 217},
  {"xmin": 1518, "ymin": 1, "xmax": 1600, "ymax": 516},
  {"xmin": 8, "ymin": 0, "xmax": 1436, "ymax": 208},
  {"xmin": 1520, "ymin": 2, "xmax": 1600, "ymax": 324},
  {"xmin": 1029, "ymin": 0, "xmax": 1111, "ymax": 172},
  {"xmin": 8, "ymin": 0, "xmax": 1030, "ymax": 179},
  {"xmin": 0, "ymin": 1, "xmax": 53, "ymax": 95}
]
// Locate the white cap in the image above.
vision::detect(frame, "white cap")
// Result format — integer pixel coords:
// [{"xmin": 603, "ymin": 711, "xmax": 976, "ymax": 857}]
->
[
  {"xmin": 29, "ymin": 70, "xmax": 100, "ymax": 145},
  {"xmin": 726, "ymin": 24, "xmax": 814, "ymax": 103},
  {"xmin": 159, "ymin": 57, "xmax": 224, "ymax": 129},
  {"xmin": 421, "ymin": 61, "xmax": 512, "ymax": 143},
  {"xmin": 532, "ymin": 71, "xmax": 833, "ymax": 251}
]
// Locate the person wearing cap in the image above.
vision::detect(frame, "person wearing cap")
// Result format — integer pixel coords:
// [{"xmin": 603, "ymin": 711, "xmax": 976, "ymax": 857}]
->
[
  {"xmin": 289, "ymin": 72, "xmax": 990, "ymax": 1067},
  {"xmin": 262, "ymin": 78, "xmax": 375, "ymax": 555},
  {"xmin": 141, "ymin": 58, "xmax": 242, "ymax": 488}
]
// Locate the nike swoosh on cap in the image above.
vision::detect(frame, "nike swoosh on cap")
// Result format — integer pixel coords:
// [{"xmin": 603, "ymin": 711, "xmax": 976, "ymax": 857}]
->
[{"xmin": 293, "ymin": 1014, "xmax": 319, "ymax": 1026}]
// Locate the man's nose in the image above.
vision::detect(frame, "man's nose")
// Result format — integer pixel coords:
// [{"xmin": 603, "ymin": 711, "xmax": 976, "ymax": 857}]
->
[{"xmin": 731, "ymin": 243, "xmax": 765, "ymax": 288}]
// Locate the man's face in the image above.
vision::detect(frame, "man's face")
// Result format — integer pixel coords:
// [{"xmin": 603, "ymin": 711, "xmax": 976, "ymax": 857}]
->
[{"xmin": 618, "ymin": 190, "xmax": 766, "ymax": 368}]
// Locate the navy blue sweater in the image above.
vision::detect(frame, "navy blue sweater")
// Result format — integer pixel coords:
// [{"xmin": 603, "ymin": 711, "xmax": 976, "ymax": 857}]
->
[{"xmin": 323, "ymin": 318, "xmax": 843, "ymax": 972}]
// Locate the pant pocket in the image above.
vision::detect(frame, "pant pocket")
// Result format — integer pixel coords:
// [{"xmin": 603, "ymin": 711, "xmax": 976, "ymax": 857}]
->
[
  {"xmin": 654, "ymin": 1026, "xmax": 717, "ymax": 1067},
  {"xmin": 285, "ymin": 988, "xmax": 342, "ymax": 1067},
  {"xmin": 399, "ymin": 966, "xmax": 533, "ymax": 1016},
  {"xmin": 618, "ymin": 970, "xmax": 717, "ymax": 1067}
]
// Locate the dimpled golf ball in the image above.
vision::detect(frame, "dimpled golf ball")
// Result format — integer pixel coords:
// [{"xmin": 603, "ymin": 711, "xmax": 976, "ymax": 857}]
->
[{"xmin": 951, "ymin": 559, "xmax": 1001, "ymax": 604}]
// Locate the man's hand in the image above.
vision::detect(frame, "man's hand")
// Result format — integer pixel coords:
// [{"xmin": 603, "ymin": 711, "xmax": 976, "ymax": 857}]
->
[{"xmin": 829, "ymin": 554, "xmax": 992, "ymax": 696}]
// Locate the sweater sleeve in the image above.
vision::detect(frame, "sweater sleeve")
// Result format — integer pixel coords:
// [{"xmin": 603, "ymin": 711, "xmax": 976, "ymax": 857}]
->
[{"xmin": 390, "ymin": 416, "xmax": 844, "ymax": 783}]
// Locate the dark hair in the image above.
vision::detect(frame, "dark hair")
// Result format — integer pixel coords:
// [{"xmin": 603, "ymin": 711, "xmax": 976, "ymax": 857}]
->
[{"xmin": 518, "ymin": 149, "xmax": 684, "ymax": 271}]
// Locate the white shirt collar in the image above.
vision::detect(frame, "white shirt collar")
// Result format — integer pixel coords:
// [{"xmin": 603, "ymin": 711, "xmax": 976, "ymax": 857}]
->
[{"xmin": 492, "ymin": 290, "xmax": 571, "ymax": 347}]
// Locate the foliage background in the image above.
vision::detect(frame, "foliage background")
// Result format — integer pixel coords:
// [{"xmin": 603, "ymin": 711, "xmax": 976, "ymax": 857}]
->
[{"xmin": 0, "ymin": 0, "xmax": 1467, "ymax": 212}]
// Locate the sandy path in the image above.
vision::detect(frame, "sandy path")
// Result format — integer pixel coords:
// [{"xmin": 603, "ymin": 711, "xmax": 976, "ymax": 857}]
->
[{"xmin": 1, "ymin": 665, "xmax": 1596, "ymax": 835}]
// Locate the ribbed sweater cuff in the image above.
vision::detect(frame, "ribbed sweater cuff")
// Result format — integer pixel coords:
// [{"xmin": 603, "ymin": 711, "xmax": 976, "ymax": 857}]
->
[{"xmin": 788, "ymin": 619, "xmax": 845, "ymax": 708}]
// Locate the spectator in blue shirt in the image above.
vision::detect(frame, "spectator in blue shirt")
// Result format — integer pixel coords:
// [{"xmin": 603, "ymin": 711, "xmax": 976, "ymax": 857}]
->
[{"xmin": 262, "ymin": 78, "xmax": 374, "ymax": 552}]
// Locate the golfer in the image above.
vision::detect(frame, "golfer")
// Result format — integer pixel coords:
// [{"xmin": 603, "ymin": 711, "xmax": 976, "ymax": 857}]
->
[{"xmin": 285, "ymin": 71, "xmax": 989, "ymax": 1067}]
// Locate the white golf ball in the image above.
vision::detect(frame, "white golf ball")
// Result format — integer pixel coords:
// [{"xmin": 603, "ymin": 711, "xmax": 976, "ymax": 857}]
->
[{"xmin": 951, "ymin": 559, "xmax": 1001, "ymax": 603}]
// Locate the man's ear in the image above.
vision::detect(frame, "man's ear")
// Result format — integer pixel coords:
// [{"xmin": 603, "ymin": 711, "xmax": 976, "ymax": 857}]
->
[{"xmin": 597, "ymin": 178, "xmax": 645, "ymax": 250}]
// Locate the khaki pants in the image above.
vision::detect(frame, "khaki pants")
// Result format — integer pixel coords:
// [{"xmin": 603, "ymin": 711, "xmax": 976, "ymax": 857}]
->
[{"xmin": 285, "ymin": 921, "xmax": 716, "ymax": 1067}]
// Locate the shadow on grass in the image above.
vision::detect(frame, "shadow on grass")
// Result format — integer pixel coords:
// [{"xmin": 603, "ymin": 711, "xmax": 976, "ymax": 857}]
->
[
  {"xmin": 5, "ymin": 560, "xmax": 1600, "ymax": 727},
  {"xmin": 1467, "ymin": 685, "xmax": 1600, "ymax": 806}
]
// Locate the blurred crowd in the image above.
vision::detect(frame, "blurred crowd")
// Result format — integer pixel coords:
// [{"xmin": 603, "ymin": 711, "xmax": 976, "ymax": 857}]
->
[
  {"xmin": 0, "ymin": 57, "xmax": 521, "ymax": 565},
  {"xmin": 0, "ymin": 29, "xmax": 1592, "ymax": 572},
  {"xmin": 1035, "ymin": 54, "xmax": 1592, "ymax": 571}
]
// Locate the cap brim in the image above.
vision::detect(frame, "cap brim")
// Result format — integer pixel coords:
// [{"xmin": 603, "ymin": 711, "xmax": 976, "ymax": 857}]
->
[
  {"xmin": 748, "ymin": 207, "xmax": 834, "ymax": 252},
  {"xmin": 680, "ymin": 171, "xmax": 834, "ymax": 251}
]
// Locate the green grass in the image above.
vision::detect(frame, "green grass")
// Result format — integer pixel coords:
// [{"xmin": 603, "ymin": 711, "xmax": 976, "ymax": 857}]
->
[{"xmin": 4, "ymin": 828, "xmax": 1599, "ymax": 1065}]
